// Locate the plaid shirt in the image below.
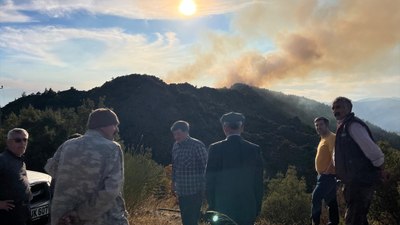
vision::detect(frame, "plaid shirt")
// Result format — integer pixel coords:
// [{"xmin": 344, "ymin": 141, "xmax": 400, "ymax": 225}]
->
[{"xmin": 172, "ymin": 136, "xmax": 208, "ymax": 196}]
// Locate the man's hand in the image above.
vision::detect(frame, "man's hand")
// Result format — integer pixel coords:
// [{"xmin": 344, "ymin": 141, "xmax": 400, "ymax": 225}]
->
[
  {"xmin": 0, "ymin": 200, "xmax": 15, "ymax": 211},
  {"xmin": 378, "ymin": 165, "xmax": 390, "ymax": 184},
  {"xmin": 380, "ymin": 169, "xmax": 390, "ymax": 184},
  {"xmin": 57, "ymin": 210, "xmax": 80, "ymax": 225}
]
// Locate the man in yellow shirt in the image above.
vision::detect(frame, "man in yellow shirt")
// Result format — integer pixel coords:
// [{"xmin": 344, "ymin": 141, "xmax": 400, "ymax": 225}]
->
[{"xmin": 311, "ymin": 117, "xmax": 339, "ymax": 225}]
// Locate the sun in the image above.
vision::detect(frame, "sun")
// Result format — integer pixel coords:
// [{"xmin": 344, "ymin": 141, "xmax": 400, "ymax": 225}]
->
[{"xmin": 179, "ymin": 0, "xmax": 197, "ymax": 16}]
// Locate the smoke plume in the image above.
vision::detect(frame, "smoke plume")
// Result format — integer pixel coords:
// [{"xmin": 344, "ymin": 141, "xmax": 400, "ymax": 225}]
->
[{"xmin": 166, "ymin": 0, "xmax": 400, "ymax": 87}]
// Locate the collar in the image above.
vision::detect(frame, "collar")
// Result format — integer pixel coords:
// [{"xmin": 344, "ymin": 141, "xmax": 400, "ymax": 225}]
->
[
  {"xmin": 177, "ymin": 136, "xmax": 191, "ymax": 145},
  {"xmin": 5, "ymin": 148, "xmax": 24, "ymax": 160},
  {"xmin": 85, "ymin": 129, "xmax": 106, "ymax": 138},
  {"xmin": 337, "ymin": 112, "xmax": 355, "ymax": 127},
  {"xmin": 226, "ymin": 134, "xmax": 242, "ymax": 140},
  {"xmin": 321, "ymin": 131, "xmax": 334, "ymax": 139}
]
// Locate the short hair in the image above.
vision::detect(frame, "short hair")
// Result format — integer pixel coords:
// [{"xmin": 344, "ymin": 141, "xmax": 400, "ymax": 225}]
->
[
  {"xmin": 7, "ymin": 128, "xmax": 29, "ymax": 140},
  {"xmin": 87, "ymin": 108, "xmax": 119, "ymax": 129},
  {"xmin": 314, "ymin": 117, "xmax": 329, "ymax": 125},
  {"xmin": 333, "ymin": 96, "xmax": 353, "ymax": 111},
  {"xmin": 170, "ymin": 120, "xmax": 190, "ymax": 132},
  {"xmin": 223, "ymin": 121, "xmax": 243, "ymax": 130}
]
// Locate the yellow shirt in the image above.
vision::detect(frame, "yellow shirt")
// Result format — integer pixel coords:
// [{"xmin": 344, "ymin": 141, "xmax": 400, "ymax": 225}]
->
[{"xmin": 315, "ymin": 132, "xmax": 336, "ymax": 174}]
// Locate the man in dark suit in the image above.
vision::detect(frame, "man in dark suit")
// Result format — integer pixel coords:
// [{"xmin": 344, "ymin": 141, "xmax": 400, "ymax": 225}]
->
[{"xmin": 206, "ymin": 112, "xmax": 264, "ymax": 225}]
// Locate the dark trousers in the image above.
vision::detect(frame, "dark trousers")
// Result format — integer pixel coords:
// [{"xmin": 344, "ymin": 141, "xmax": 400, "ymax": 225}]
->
[
  {"xmin": 343, "ymin": 183, "xmax": 375, "ymax": 225},
  {"xmin": 311, "ymin": 174, "xmax": 339, "ymax": 225},
  {"xmin": 0, "ymin": 202, "xmax": 30, "ymax": 225},
  {"xmin": 178, "ymin": 192, "xmax": 202, "ymax": 225}
]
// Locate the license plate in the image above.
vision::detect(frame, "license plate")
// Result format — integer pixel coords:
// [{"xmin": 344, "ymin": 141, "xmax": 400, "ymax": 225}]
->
[{"xmin": 31, "ymin": 205, "xmax": 49, "ymax": 220}]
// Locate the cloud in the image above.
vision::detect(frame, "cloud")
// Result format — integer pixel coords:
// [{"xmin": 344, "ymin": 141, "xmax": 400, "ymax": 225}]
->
[
  {"xmin": 0, "ymin": 25, "xmax": 191, "ymax": 105},
  {"xmin": 2, "ymin": 0, "xmax": 251, "ymax": 20},
  {"xmin": 167, "ymin": 0, "xmax": 400, "ymax": 88},
  {"xmin": 0, "ymin": 26, "xmax": 187, "ymax": 70},
  {"xmin": 0, "ymin": 0, "xmax": 34, "ymax": 23}
]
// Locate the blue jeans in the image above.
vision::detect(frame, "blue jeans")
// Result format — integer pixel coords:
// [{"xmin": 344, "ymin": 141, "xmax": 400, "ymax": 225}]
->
[
  {"xmin": 178, "ymin": 192, "xmax": 203, "ymax": 225},
  {"xmin": 311, "ymin": 174, "xmax": 339, "ymax": 225}
]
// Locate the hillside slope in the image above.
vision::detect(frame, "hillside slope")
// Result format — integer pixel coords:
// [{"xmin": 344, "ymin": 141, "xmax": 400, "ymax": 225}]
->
[{"xmin": 2, "ymin": 74, "xmax": 398, "ymax": 188}]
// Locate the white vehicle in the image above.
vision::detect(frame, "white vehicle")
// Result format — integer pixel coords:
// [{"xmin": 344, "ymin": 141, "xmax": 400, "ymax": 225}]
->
[{"xmin": 27, "ymin": 170, "xmax": 52, "ymax": 225}]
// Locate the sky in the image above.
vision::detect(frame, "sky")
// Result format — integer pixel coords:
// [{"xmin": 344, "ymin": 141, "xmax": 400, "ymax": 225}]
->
[{"xmin": 0, "ymin": 0, "xmax": 399, "ymax": 107}]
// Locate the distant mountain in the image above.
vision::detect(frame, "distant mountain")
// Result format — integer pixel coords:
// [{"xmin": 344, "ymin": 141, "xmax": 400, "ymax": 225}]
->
[
  {"xmin": 1, "ymin": 74, "xmax": 399, "ymax": 189},
  {"xmin": 353, "ymin": 98, "xmax": 400, "ymax": 134}
]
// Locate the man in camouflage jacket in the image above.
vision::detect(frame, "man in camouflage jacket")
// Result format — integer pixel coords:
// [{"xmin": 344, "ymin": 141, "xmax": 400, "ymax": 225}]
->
[{"xmin": 45, "ymin": 108, "xmax": 129, "ymax": 225}]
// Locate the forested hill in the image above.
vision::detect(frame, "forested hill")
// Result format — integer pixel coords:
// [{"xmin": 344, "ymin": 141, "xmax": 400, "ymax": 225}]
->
[{"xmin": 1, "ymin": 74, "xmax": 399, "ymax": 188}]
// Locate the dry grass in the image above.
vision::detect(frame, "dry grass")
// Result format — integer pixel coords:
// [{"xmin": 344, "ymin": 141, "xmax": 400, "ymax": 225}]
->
[
  {"xmin": 128, "ymin": 195, "xmax": 182, "ymax": 225},
  {"xmin": 127, "ymin": 193, "xmax": 215, "ymax": 225}
]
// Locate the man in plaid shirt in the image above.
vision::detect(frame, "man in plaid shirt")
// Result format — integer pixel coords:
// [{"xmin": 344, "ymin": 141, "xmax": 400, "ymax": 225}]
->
[{"xmin": 171, "ymin": 120, "xmax": 208, "ymax": 225}]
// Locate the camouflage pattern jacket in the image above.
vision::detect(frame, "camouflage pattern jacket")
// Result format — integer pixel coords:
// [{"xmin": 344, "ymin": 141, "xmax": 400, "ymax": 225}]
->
[{"xmin": 45, "ymin": 130, "xmax": 129, "ymax": 225}]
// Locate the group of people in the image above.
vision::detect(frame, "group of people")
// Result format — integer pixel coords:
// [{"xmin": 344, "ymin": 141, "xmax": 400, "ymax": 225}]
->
[
  {"xmin": 171, "ymin": 112, "xmax": 263, "ymax": 225},
  {"xmin": 310, "ymin": 97, "xmax": 386, "ymax": 225},
  {"xmin": 1, "ymin": 108, "xmax": 128, "ymax": 225},
  {"xmin": 0, "ymin": 96, "xmax": 387, "ymax": 225}
]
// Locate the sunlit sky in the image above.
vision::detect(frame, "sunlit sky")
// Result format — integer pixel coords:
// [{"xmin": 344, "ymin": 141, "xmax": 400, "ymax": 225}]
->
[{"xmin": 0, "ymin": 0, "xmax": 399, "ymax": 106}]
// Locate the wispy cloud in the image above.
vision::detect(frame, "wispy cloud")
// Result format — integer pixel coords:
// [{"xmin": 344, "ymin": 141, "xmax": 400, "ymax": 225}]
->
[
  {"xmin": 0, "ymin": 0, "xmax": 399, "ymax": 106},
  {"xmin": 1, "ymin": 0, "xmax": 251, "ymax": 21},
  {"xmin": 0, "ymin": 26, "xmax": 188, "ymax": 70},
  {"xmin": 0, "ymin": 0, "xmax": 35, "ymax": 23},
  {"xmin": 0, "ymin": 25, "xmax": 192, "ymax": 105}
]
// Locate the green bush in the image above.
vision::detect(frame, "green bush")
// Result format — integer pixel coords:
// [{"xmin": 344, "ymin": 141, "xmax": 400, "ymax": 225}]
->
[
  {"xmin": 0, "ymin": 99, "xmax": 101, "ymax": 171},
  {"xmin": 261, "ymin": 166, "xmax": 310, "ymax": 225},
  {"xmin": 123, "ymin": 150, "xmax": 167, "ymax": 211},
  {"xmin": 368, "ymin": 142, "xmax": 400, "ymax": 224}
]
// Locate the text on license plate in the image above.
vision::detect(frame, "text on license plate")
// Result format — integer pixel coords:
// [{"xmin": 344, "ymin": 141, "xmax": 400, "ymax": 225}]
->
[{"xmin": 31, "ymin": 205, "xmax": 49, "ymax": 220}]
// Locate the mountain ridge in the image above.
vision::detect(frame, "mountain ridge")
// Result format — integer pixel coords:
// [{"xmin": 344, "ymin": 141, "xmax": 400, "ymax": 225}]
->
[
  {"xmin": 353, "ymin": 98, "xmax": 400, "ymax": 134},
  {"xmin": 1, "ymin": 74, "xmax": 398, "ymax": 188}
]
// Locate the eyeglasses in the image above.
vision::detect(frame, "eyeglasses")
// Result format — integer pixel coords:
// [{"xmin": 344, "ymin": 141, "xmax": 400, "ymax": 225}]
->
[{"xmin": 12, "ymin": 138, "xmax": 28, "ymax": 143}]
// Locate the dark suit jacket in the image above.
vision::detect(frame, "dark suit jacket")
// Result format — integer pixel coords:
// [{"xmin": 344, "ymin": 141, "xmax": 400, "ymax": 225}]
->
[{"xmin": 206, "ymin": 135, "xmax": 264, "ymax": 225}]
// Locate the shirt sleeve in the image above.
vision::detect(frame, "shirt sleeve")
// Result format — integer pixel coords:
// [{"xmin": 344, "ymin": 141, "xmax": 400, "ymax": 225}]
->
[
  {"xmin": 348, "ymin": 122, "xmax": 384, "ymax": 167},
  {"xmin": 76, "ymin": 145, "xmax": 124, "ymax": 220},
  {"xmin": 195, "ymin": 143, "xmax": 208, "ymax": 171},
  {"xmin": 171, "ymin": 145, "xmax": 176, "ymax": 184}
]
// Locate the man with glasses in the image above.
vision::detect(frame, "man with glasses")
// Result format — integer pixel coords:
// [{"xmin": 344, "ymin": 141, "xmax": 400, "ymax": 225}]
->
[
  {"xmin": 45, "ymin": 108, "xmax": 129, "ymax": 225},
  {"xmin": 0, "ymin": 128, "xmax": 32, "ymax": 225}
]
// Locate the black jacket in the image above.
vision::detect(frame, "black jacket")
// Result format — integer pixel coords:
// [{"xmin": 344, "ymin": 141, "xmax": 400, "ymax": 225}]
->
[
  {"xmin": 0, "ymin": 150, "xmax": 32, "ymax": 203},
  {"xmin": 206, "ymin": 135, "xmax": 264, "ymax": 225},
  {"xmin": 335, "ymin": 113, "xmax": 380, "ymax": 185}
]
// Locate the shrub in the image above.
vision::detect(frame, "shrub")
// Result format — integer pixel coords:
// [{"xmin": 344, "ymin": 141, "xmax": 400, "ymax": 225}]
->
[
  {"xmin": 261, "ymin": 166, "xmax": 310, "ymax": 225},
  {"xmin": 123, "ymin": 150, "xmax": 167, "ymax": 211},
  {"xmin": 368, "ymin": 142, "xmax": 400, "ymax": 224}
]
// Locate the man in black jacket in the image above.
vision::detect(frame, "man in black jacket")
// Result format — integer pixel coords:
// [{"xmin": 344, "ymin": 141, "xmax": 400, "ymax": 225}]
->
[
  {"xmin": 0, "ymin": 128, "xmax": 32, "ymax": 225},
  {"xmin": 206, "ymin": 112, "xmax": 264, "ymax": 225}
]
